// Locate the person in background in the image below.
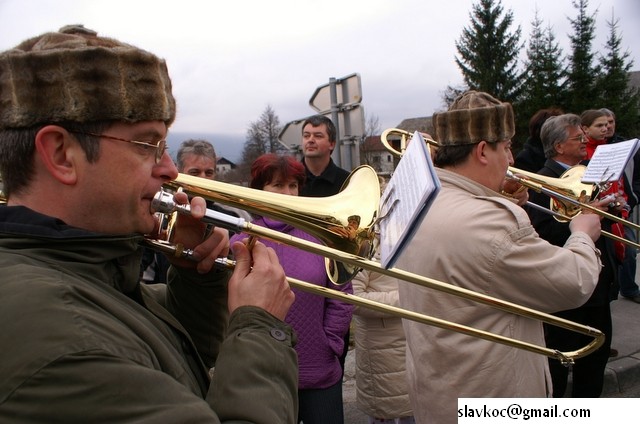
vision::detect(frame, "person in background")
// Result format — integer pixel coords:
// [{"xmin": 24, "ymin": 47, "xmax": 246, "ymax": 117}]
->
[
  {"xmin": 396, "ymin": 91, "xmax": 603, "ymax": 424},
  {"xmin": 175, "ymin": 138, "xmax": 251, "ymax": 221},
  {"xmin": 299, "ymin": 114, "xmax": 350, "ymax": 197},
  {"xmin": 231, "ymin": 153, "xmax": 353, "ymax": 424},
  {"xmin": 176, "ymin": 138, "xmax": 218, "ymax": 179},
  {"xmin": 514, "ymin": 107, "xmax": 564, "ymax": 172},
  {"xmin": 599, "ymin": 108, "xmax": 640, "ymax": 304},
  {"xmin": 298, "ymin": 114, "xmax": 352, "ymax": 377},
  {"xmin": 527, "ymin": 114, "xmax": 617, "ymax": 397},
  {"xmin": 0, "ymin": 25, "xmax": 297, "ymax": 423},
  {"xmin": 352, "ymin": 178, "xmax": 415, "ymax": 424},
  {"xmin": 582, "ymin": 109, "xmax": 630, "ymax": 305}
]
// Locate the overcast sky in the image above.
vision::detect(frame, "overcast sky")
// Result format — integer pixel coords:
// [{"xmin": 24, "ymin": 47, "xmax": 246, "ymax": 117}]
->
[{"xmin": 1, "ymin": 0, "xmax": 638, "ymax": 150}]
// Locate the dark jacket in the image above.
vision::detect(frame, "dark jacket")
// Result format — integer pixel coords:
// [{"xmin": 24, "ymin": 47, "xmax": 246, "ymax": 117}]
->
[
  {"xmin": 300, "ymin": 158, "xmax": 350, "ymax": 197},
  {"xmin": 0, "ymin": 205, "xmax": 298, "ymax": 423},
  {"xmin": 527, "ymin": 159, "xmax": 618, "ymax": 305},
  {"xmin": 514, "ymin": 136, "xmax": 546, "ymax": 173}
]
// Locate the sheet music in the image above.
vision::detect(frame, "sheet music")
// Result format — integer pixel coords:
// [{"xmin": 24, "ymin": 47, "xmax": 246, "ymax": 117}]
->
[
  {"xmin": 582, "ymin": 138, "xmax": 640, "ymax": 183},
  {"xmin": 379, "ymin": 132, "xmax": 440, "ymax": 269}
]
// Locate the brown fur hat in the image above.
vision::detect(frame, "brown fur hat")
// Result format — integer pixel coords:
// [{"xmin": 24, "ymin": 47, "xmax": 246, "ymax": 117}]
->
[
  {"xmin": 432, "ymin": 91, "xmax": 514, "ymax": 146},
  {"xmin": 0, "ymin": 25, "xmax": 176, "ymax": 130}
]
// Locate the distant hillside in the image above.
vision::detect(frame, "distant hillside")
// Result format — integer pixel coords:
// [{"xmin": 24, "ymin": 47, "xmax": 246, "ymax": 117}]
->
[{"xmin": 166, "ymin": 132, "xmax": 245, "ymax": 163}]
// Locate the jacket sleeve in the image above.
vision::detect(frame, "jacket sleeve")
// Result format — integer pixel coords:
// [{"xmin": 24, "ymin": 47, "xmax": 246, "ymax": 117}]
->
[
  {"xmin": 3, "ymin": 306, "xmax": 297, "ymax": 424},
  {"xmin": 208, "ymin": 306, "xmax": 299, "ymax": 423},
  {"xmin": 488, "ymin": 203, "xmax": 602, "ymax": 313},
  {"xmin": 323, "ymin": 279, "xmax": 354, "ymax": 357},
  {"xmin": 352, "ymin": 268, "xmax": 400, "ymax": 319},
  {"xmin": 527, "ymin": 188, "xmax": 571, "ymax": 247}
]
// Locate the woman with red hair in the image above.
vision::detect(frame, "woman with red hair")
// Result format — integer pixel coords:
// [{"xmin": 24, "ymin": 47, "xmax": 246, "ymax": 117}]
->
[{"xmin": 231, "ymin": 153, "xmax": 353, "ymax": 424}]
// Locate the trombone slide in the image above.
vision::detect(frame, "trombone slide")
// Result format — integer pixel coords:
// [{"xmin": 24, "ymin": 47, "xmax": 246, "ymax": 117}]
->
[{"xmin": 148, "ymin": 191, "xmax": 604, "ymax": 365}]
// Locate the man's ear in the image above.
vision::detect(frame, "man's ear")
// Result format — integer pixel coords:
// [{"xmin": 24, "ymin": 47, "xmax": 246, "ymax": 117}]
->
[
  {"xmin": 474, "ymin": 141, "xmax": 490, "ymax": 165},
  {"xmin": 34, "ymin": 126, "xmax": 80, "ymax": 186}
]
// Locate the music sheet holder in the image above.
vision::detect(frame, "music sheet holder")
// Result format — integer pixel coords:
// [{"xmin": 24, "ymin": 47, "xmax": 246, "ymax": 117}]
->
[
  {"xmin": 582, "ymin": 138, "xmax": 640, "ymax": 183},
  {"xmin": 379, "ymin": 131, "xmax": 441, "ymax": 269}
]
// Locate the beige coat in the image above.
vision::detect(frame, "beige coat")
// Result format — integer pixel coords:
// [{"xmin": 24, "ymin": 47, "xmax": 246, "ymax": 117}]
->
[
  {"xmin": 397, "ymin": 168, "xmax": 601, "ymax": 424},
  {"xmin": 352, "ymin": 251, "xmax": 412, "ymax": 419}
]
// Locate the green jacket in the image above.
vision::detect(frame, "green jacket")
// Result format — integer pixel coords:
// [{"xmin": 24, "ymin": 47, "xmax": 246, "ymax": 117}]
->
[{"xmin": 0, "ymin": 206, "xmax": 298, "ymax": 423}]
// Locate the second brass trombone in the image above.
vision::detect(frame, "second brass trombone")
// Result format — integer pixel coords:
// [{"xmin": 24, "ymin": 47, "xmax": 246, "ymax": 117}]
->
[{"xmin": 381, "ymin": 127, "xmax": 640, "ymax": 249}]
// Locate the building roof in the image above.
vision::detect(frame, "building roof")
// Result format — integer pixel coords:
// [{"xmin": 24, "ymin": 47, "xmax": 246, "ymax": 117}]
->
[
  {"xmin": 396, "ymin": 117, "xmax": 434, "ymax": 135},
  {"xmin": 216, "ymin": 157, "xmax": 236, "ymax": 167},
  {"xmin": 362, "ymin": 135, "xmax": 386, "ymax": 151}
]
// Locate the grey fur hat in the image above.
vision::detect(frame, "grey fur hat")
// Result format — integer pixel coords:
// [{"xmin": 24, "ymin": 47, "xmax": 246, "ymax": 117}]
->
[
  {"xmin": 432, "ymin": 90, "xmax": 514, "ymax": 146},
  {"xmin": 0, "ymin": 25, "xmax": 176, "ymax": 130}
]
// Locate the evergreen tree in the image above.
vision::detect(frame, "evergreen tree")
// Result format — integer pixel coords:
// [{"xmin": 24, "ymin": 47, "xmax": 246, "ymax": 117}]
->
[
  {"xmin": 595, "ymin": 11, "xmax": 640, "ymax": 137},
  {"xmin": 239, "ymin": 105, "xmax": 287, "ymax": 178},
  {"xmin": 441, "ymin": 84, "xmax": 468, "ymax": 109},
  {"xmin": 565, "ymin": 0, "xmax": 598, "ymax": 114},
  {"xmin": 454, "ymin": 0, "xmax": 524, "ymax": 103},
  {"xmin": 517, "ymin": 9, "xmax": 567, "ymax": 145}
]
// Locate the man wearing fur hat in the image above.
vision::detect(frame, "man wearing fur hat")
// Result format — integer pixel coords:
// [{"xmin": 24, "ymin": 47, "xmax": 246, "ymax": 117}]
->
[
  {"xmin": 0, "ymin": 25, "xmax": 297, "ymax": 423},
  {"xmin": 396, "ymin": 91, "xmax": 604, "ymax": 424}
]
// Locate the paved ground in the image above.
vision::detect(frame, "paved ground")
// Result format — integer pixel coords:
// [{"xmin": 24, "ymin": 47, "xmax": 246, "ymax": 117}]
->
[{"xmin": 342, "ymin": 296, "xmax": 640, "ymax": 423}]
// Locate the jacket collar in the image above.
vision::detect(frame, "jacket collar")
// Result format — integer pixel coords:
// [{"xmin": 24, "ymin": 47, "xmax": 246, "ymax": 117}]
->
[
  {"xmin": 436, "ymin": 167, "xmax": 500, "ymax": 198},
  {"xmin": 303, "ymin": 157, "xmax": 340, "ymax": 182},
  {"xmin": 0, "ymin": 205, "xmax": 144, "ymax": 294}
]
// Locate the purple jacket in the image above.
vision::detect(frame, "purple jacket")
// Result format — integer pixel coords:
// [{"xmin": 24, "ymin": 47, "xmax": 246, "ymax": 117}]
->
[{"xmin": 231, "ymin": 216, "xmax": 353, "ymax": 389}]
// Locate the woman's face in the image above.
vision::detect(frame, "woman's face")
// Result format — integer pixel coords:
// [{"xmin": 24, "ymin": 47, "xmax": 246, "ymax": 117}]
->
[
  {"xmin": 263, "ymin": 172, "xmax": 299, "ymax": 196},
  {"xmin": 582, "ymin": 116, "xmax": 609, "ymax": 141}
]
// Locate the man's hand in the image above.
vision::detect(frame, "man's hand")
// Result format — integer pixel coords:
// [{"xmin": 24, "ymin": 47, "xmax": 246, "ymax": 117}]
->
[
  {"xmin": 168, "ymin": 192, "xmax": 230, "ymax": 274},
  {"xmin": 228, "ymin": 240, "xmax": 294, "ymax": 321},
  {"xmin": 501, "ymin": 178, "xmax": 529, "ymax": 206},
  {"xmin": 568, "ymin": 197, "xmax": 611, "ymax": 242}
]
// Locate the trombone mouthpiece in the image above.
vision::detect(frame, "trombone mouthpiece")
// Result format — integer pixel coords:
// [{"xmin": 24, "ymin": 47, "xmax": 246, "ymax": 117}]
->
[
  {"xmin": 151, "ymin": 189, "xmax": 246, "ymax": 233},
  {"xmin": 151, "ymin": 190, "xmax": 178, "ymax": 215}
]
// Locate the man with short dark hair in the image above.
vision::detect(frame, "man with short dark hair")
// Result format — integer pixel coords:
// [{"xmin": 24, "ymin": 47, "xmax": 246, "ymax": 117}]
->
[
  {"xmin": 0, "ymin": 25, "xmax": 297, "ymax": 423},
  {"xmin": 298, "ymin": 114, "xmax": 353, "ymax": 384},
  {"xmin": 299, "ymin": 115, "xmax": 350, "ymax": 197}
]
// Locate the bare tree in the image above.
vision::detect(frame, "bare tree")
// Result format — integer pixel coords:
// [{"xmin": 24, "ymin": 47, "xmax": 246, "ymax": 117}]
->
[
  {"xmin": 359, "ymin": 113, "xmax": 383, "ymax": 170},
  {"xmin": 238, "ymin": 105, "xmax": 287, "ymax": 179}
]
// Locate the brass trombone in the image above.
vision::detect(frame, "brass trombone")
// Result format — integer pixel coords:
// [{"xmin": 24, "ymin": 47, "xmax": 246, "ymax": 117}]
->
[
  {"xmin": 146, "ymin": 166, "xmax": 603, "ymax": 364},
  {"xmin": 381, "ymin": 128, "xmax": 640, "ymax": 249}
]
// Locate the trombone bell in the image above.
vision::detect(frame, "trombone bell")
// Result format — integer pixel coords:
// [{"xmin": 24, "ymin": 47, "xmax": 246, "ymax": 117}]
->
[
  {"xmin": 507, "ymin": 165, "xmax": 593, "ymax": 220},
  {"xmin": 380, "ymin": 128, "xmax": 439, "ymax": 158}
]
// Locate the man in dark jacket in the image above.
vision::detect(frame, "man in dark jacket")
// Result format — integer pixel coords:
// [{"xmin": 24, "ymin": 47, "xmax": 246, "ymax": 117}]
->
[
  {"xmin": 298, "ymin": 114, "xmax": 352, "ymax": 377},
  {"xmin": 0, "ymin": 25, "xmax": 297, "ymax": 423},
  {"xmin": 299, "ymin": 115, "xmax": 350, "ymax": 197},
  {"xmin": 527, "ymin": 113, "xmax": 618, "ymax": 397}
]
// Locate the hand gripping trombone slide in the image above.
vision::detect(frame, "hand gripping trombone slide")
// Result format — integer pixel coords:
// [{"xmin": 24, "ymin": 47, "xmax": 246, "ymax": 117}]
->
[{"xmin": 144, "ymin": 168, "xmax": 604, "ymax": 366}]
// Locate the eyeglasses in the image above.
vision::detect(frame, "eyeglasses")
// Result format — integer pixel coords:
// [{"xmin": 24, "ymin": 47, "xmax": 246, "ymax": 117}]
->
[
  {"xmin": 566, "ymin": 133, "xmax": 586, "ymax": 143},
  {"xmin": 71, "ymin": 131, "xmax": 167, "ymax": 163}
]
